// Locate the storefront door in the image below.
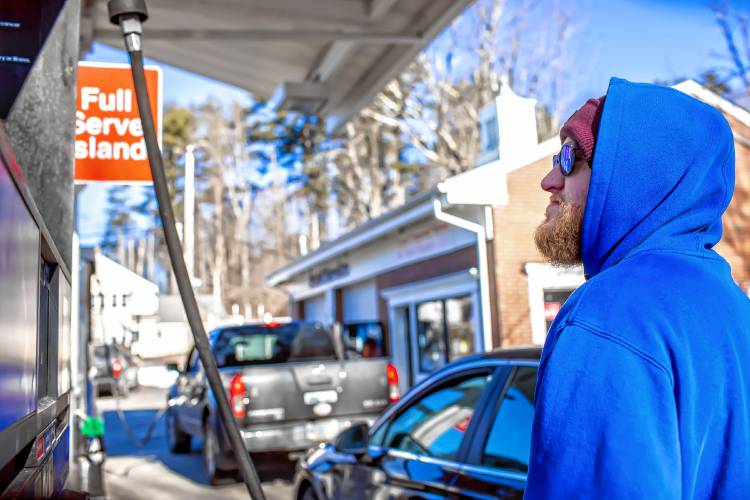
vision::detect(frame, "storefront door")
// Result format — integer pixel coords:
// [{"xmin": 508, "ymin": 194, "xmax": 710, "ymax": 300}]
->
[
  {"xmin": 383, "ymin": 272, "xmax": 481, "ymax": 388},
  {"xmin": 414, "ymin": 295, "xmax": 475, "ymax": 375}
]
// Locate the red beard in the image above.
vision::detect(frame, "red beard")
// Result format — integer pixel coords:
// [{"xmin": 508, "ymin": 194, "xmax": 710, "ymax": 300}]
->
[{"xmin": 534, "ymin": 201, "xmax": 584, "ymax": 266}]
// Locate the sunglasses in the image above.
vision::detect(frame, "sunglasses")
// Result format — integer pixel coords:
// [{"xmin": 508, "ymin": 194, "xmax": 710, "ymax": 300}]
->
[{"xmin": 552, "ymin": 143, "xmax": 581, "ymax": 176}]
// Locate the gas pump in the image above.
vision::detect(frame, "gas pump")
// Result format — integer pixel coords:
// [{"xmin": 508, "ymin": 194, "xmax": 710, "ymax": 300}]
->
[
  {"xmin": 105, "ymin": 1, "xmax": 265, "ymax": 497},
  {"xmin": 0, "ymin": 3, "xmax": 82, "ymax": 497}
]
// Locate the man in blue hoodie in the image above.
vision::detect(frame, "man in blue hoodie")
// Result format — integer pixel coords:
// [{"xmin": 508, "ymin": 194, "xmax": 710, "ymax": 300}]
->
[{"xmin": 525, "ymin": 78, "xmax": 750, "ymax": 498}]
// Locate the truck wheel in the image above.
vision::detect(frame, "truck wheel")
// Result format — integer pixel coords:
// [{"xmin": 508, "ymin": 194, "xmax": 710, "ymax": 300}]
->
[
  {"xmin": 203, "ymin": 423, "xmax": 234, "ymax": 485},
  {"xmin": 166, "ymin": 410, "xmax": 191, "ymax": 453}
]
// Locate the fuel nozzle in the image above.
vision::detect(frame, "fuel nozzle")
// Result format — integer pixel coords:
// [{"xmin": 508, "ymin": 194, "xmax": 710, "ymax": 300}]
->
[{"xmin": 107, "ymin": 0, "xmax": 149, "ymax": 52}]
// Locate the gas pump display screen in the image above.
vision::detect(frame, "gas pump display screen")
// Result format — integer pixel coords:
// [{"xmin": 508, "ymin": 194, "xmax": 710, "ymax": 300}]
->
[{"xmin": 0, "ymin": 0, "xmax": 66, "ymax": 118}]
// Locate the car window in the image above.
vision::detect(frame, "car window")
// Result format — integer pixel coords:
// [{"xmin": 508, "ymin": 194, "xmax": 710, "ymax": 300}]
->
[
  {"xmin": 94, "ymin": 345, "xmax": 108, "ymax": 359},
  {"xmin": 481, "ymin": 366, "xmax": 537, "ymax": 473},
  {"xmin": 212, "ymin": 322, "xmax": 337, "ymax": 367},
  {"xmin": 380, "ymin": 372, "xmax": 491, "ymax": 461}
]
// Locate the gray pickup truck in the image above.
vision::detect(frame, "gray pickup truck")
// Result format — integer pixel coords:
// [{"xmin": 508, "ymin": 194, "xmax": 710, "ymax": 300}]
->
[{"xmin": 165, "ymin": 320, "xmax": 399, "ymax": 484}]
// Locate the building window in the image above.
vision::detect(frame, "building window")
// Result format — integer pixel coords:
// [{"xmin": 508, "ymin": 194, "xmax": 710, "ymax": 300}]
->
[
  {"xmin": 543, "ymin": 289, "xmax": 574, "ymax": 331},
  {"xmin": 479, "ymin": 100, "xmax": 500, "ymax": 163},
  {"xmin": 416, "ymin": 294, "xmax": 475, "ymax": 373},
  {"xmin": 483, "ymin": 116, "xmax": 499, "ymax": 153},
  {"xmin": 525, "ymin": 263, "xmax": 585, "ymax": 345},
  {"xmin": 341, "ymin": 321, "xmax": 385, "ymax": 358},
  {"xmin": 446, "ymin": 296, "xmax": 474, "ymax": 362},
  {"xmin": 417, "ymin": 300, "xmax": 446, "ymax": 372}
]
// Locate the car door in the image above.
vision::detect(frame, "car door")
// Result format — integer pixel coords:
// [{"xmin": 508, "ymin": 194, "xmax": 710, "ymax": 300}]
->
[
  {"xmin": 334, "ymin": 366, "xmax": 498, "ymax": 500},
  {"xmin": 452, "ymin": 364, "xmax": 538, "ymax": 499}
]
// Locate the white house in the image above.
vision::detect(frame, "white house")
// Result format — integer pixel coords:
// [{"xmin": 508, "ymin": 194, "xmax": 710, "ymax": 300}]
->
[{"xmin": 90, "ymin": 253, "xmax": 159, "ymax": 347}]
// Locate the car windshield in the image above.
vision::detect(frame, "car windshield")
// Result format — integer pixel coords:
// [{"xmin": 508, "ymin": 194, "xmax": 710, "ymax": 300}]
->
[{"xmin": 212, "ymin": 323, "xmax": 338, "ymax": 367}]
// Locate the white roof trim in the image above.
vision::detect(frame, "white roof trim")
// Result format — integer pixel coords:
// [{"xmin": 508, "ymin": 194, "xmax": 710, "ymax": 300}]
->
[
  {"xmin": 501, "ymin": 137, "xmax": 560, "ymax": 175},
  {"xmin": 437, "ymin": 137, "xmax": 559, "ymax": 207},
  {"xmin": 673, "ymin": 80, "xmax": 750, "ymax": 128}
]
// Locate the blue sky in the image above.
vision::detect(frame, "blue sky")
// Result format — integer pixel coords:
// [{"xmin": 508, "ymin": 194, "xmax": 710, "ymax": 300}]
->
[
  {"xmin": 566, "ymin": 0, "xmax": 731, "ymax": 107},
  {"xmin": 76, "ymin": 0, "xmax": 745, "ymax": 246}
]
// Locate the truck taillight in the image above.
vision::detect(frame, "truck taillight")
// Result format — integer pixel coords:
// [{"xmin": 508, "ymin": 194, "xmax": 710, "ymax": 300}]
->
[
  {"xmin": 112, "ymin": 359, "xmax": 122, "ymax": 378},
  {"xmin": 230, "ymin": 374, "xmax": 246, "ymax": 418},
  {"xmin": 386, "ymin": 363, "xmax": 400, "ymax": 403}
]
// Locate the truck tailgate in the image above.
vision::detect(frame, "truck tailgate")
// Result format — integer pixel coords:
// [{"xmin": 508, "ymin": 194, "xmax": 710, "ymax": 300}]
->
[{"xmin": 229, "ymin": 358, "xmax": 391, "ymax": 424}]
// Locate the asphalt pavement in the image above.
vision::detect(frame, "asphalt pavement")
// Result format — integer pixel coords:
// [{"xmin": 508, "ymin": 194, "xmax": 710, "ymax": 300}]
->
[{"xmin": 97, "ymin": 385, "xmax": 295, "ymax": 500}]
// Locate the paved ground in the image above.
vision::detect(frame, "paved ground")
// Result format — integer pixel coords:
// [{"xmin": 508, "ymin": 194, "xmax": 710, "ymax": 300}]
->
[{"xmin": 97, "ymin": 386, "xmax": 295, "ymax": 500}]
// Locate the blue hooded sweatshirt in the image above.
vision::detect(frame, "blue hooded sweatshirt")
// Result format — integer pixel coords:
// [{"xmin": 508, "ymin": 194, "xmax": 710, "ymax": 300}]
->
[{"xmin": 525, "ymin": 78, "xmax": 750, "ymax": 498}]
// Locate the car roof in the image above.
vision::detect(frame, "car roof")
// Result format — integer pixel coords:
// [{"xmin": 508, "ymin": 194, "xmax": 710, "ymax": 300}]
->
[
  {"xmin": 451, "ymin": 346, "xmax": 542, "ymax": 366},
  {"xmin": 209, "ymin": 320, "xmax": 322, "ymax": 336},
  {"xmin": 368, "ymin": 345, "xmax": 542, "ymax": 434}
]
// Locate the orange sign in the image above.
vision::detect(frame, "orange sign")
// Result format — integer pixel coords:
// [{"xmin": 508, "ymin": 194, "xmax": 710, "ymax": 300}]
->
[{"xmin": 75, "ymin": 62, "xmax": 162, "ymax": 183}]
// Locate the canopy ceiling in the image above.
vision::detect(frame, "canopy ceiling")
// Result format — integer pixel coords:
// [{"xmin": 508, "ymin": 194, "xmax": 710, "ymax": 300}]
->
[{"xmin": 81, "ymin": 0, "xmax": 474, "ymax": 132}]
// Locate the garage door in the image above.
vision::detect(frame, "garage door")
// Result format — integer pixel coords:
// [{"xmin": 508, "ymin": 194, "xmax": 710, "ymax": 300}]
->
[{"xmin": 304, "ymin": 294, "xmax": 326, "ymax": 323}]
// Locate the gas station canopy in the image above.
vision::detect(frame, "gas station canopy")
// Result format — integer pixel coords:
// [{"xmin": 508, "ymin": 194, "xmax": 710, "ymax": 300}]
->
[{"xmin": 82, "ymin": 0, "xmax": 474, "ymax": 131}]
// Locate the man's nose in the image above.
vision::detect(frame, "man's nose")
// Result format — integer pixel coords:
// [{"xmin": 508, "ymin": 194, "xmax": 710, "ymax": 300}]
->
[{"xmin": 541, "ymin": 167, "xmax": 564, "ymax": 192}]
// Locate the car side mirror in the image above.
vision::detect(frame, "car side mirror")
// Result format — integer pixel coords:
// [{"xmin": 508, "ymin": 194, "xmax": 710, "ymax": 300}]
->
[
  {"xmin": 357, "ymin": 444, "xmax": 386, "ymax": 466},
  {"xmin": 334, "ymin": 421, "xmax": 370, "ymax": 457}
]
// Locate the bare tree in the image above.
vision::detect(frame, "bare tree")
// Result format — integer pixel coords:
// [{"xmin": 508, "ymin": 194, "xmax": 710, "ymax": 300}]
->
[
  {"xmin": 192, "ymin": 101, "xmax": 299, "ymax": 316},
  {"xmin": 710, "ymin": 1, "xmax": 750, "ymax": 102},
  {"xmin": 308, "ymin": 0, "xmax": 578, "ymax": 235}
]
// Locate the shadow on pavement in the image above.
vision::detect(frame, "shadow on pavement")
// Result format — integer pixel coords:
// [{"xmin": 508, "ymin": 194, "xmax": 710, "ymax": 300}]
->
[
  {"xmin": 102, "ymin": 409, "xmax": 213, "ymax": 484},
  {"xmin": 102, "ymin": 409, "xmax": 296, "ymax": 485}
]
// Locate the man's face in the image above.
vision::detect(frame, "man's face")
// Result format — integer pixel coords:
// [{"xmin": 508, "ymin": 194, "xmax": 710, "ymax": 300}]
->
[{"xmin": 534, "ymin": 137, "xmax": 592, "ymax": 265}]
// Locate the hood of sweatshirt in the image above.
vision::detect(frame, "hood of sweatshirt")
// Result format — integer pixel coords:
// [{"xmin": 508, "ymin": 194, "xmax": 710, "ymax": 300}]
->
[{"xmin": 581, "ymin": 78, "xmax": 735, "ymax": 278}]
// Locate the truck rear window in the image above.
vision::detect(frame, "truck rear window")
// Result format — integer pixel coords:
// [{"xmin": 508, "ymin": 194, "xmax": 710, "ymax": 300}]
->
[{"xmin": 213, "ymin": 323, "xmax": 338, "ymax": 367}]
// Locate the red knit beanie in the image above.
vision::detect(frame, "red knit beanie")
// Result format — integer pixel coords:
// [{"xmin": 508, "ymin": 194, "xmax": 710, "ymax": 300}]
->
[{"xmin": 560, "ymin": 96, "xmax": 606, "ymax": 165}]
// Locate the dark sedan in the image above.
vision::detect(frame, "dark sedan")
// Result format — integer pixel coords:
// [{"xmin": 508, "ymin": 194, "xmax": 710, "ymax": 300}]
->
[{"xmin": 293, "ymin": 347, "xmax": 540, "ymax": 499}]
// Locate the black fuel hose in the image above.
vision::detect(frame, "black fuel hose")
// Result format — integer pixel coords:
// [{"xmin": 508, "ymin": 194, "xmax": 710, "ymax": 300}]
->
[{"xmin": 128, "ymin": 49, "xmax": 266, "ymax": 499}]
